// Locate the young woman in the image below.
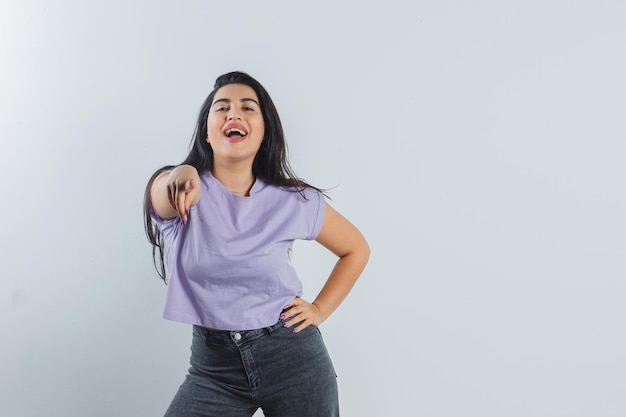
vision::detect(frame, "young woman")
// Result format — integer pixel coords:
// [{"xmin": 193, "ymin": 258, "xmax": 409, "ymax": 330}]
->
[{"xmin": 144, "ymin": 71, "xmax": 369, "ymax": 417}]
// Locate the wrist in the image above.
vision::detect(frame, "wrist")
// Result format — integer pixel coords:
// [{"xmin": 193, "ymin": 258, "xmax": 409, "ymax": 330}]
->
[{"xmin": 312, "ymin": 301, "xmax": 330, "ymax": 323}]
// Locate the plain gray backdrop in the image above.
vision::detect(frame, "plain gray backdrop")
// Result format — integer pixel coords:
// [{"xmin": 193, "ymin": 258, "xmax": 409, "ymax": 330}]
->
[{"xmin": 1, "ymin": 1, "xmax": 624, "ymax": 416}]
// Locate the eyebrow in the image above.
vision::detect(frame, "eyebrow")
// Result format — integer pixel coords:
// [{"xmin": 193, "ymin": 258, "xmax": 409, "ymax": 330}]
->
[{"xmin": 212, "ymin": 97, "xmax": 260, "ymax": 107}]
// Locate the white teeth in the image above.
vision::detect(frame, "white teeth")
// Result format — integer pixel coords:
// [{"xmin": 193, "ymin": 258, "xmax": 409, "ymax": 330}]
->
[{"xmin": 225, "ymin": 128, "xmax": 246, "ymax": 136}]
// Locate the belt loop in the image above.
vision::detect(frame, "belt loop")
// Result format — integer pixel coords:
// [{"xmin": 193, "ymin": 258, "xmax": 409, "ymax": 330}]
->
[{"xmin": 266, "ymin": 319, "xmax": 282, "ymax": 336}]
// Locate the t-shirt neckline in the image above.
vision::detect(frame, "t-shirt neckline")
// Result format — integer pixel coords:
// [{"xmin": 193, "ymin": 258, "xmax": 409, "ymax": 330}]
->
[{"xmin": 207, "ymin": 171, "xmax": 264, "ymax": 198}]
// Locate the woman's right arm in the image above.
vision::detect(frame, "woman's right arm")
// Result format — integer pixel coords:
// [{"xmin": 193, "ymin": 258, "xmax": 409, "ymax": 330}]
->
[{"xmin": 150, "ymin": 164, "xmax": 201, "ymax": 222}]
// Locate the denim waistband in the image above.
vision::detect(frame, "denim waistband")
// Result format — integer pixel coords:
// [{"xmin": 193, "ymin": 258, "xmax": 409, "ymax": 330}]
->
[{"xmin": 193, "ymin": 319, "xmax": 285, "ymax": 346}]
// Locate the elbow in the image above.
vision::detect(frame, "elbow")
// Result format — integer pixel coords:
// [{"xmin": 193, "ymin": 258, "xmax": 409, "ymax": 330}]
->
[
  {"xmin": 350, "ymin": 235, "xmax": 370, "ymax": 271},
  {"xmin": 358, "ymin": 233, "xmax": 370, "ymax": 258},
  {"xmin": 337, "ymin": 237, "xmax": 369, "ymax": 266}
]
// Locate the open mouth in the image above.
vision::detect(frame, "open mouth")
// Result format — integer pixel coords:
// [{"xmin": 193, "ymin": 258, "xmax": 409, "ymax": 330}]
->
[{"xmin": 224, "ymin": 128, "xmax": 247, "ymax": 138}]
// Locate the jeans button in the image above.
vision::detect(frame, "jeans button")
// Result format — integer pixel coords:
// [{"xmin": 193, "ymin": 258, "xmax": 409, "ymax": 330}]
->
[{"xmin": 234, "ymin": 332, "xmax": 242, "ymax": 341}]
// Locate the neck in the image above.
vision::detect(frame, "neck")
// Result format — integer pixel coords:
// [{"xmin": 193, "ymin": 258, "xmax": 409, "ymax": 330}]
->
[{"xmin": 212, "ymin": 163, "xmax": 256, "ymax": 196}]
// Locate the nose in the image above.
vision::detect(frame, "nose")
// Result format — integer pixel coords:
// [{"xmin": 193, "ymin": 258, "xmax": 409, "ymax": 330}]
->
[{"xmin": 227, "ymin": 108, "xmax": 242, "ymax": 120}]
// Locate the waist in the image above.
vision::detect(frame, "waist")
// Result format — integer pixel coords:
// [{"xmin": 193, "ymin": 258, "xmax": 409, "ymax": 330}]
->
[{"xmin": 193, "ymin": 319, "xmax": 285, "ymax": 345}]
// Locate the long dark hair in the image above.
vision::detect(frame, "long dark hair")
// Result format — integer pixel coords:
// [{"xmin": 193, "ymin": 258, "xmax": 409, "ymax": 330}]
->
[{"xmin": 143, "ymin": 71, "xmax": 323, "ymax": 283}]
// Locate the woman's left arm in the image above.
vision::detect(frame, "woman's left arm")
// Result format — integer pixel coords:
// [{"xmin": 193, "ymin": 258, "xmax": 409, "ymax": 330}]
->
[{"xmin": 283, "ymin": 202, "xmax": 370, "ymax": 333}]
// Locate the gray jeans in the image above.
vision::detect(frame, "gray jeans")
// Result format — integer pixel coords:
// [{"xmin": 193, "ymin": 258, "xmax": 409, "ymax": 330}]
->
[{"xmin": 164, "ymin": 319, "xmax": 339, "ymax": 417}]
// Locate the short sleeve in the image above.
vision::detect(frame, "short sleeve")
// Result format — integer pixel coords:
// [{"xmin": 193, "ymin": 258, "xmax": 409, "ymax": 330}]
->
[
  {"xmin": 151, "ymin": 204, "xmax": 181, "ymax": 239},
  {"xmin": 306, "ymin": 189, "xmax": 326, "ymax": 240}
]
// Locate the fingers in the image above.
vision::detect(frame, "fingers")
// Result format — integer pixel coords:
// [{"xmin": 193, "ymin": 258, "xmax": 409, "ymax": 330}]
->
[
  {"xmin": 168, "ymin": 178, "xmax": 196, "ymax": 224},
  {"xmin": 176, "ymin": 187, "xmax": 187, "ymax": 222},
  {"xmin": 281, "ymin": 298, "xmax": 321, "ymax": 333}
]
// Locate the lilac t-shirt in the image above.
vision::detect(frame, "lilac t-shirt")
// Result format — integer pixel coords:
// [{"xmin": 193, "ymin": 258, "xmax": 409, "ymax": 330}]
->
[{"xmin": 153, "ymin": 171, "xmax": 326, "ymax": 330}]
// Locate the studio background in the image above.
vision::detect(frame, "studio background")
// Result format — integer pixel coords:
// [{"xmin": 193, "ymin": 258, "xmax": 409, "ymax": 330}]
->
[{"xmin": 1, "ymin": 1, "xmax": 624, "ymax": 416}]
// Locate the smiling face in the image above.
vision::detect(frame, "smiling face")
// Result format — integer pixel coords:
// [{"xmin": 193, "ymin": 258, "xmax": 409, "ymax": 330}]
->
[{"xmin": 206, "ymin": 83, "xmax": 265, "ymax": 166}]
